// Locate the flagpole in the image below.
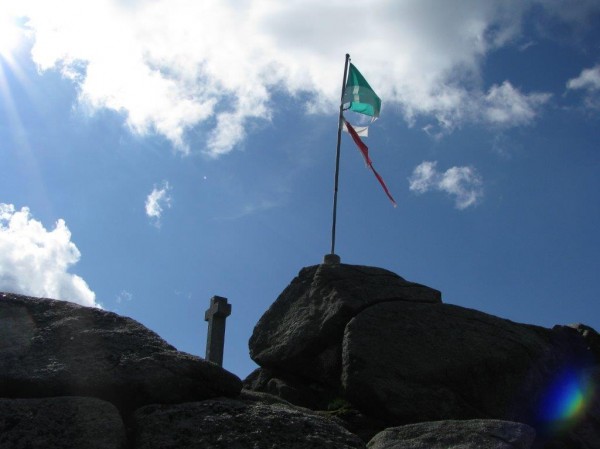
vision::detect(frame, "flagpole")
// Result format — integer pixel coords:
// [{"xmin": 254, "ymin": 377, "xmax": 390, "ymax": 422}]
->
[{"xmin": 329, "ymin": 53, "xmax": 350, "ymax": 261}]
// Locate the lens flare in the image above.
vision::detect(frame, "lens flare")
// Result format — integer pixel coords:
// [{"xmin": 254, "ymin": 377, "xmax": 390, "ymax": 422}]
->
[{"xmin": 539, "ymin": 369, "xmax": 594, "ymax": 433}]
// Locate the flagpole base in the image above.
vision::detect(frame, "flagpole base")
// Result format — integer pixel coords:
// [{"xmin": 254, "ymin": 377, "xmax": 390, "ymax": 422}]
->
[{"xmin": 323, "ymin": 254, "xmax": 341, "ymax": 265}]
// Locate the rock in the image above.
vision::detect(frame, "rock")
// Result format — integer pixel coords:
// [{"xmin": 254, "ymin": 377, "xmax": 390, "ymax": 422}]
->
[
  {"xmin": 133, "ymin": 397, "xmax": 367, "ymax": 449},
  {"xmin": 3, "ymin": 265, "xmax": 597, "ymax": 449},
  {"xmin": 0, "ymin": 292, "xmax": 242, "ymax": 411},
  {"xmin": 0, "ymin": 396, "xmax": 126, "ymax": 449},
  {"xmin": 249, "ymin": 264, "xmax": 441, "ymax": 386},
  {"xmin": 342, "ymin": 301, "xmax": 595, "ymax": 425},
  {"xmin": 244, "ymin": 367, "xmax": 330, "ymax": 409},
  {"xmin": 238, "ymin": 388, "xmax": 296, "ymax": 406},
  {"xmin": 564, "ymin": 323, "xmax": 600, "ymax": 361},
  {"xmin": 366, "ymin": 420, "xmax": 536, "ymax": 449},
  {"xmin": 245, "ymin": 264, "xmax": 598, "ymax": 448},
  {"xmin": 317, "ymin": 404, "xmax": 388, "ymax": 444},
  {"xmin": 243, "ymin": 370, "xmax": 385, "ymax": 442}
]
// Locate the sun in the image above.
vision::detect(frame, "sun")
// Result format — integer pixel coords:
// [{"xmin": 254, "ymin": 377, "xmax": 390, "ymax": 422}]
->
[{"xmin": 0, "ymin": 11, "xmax": 24, "ymax": 60}]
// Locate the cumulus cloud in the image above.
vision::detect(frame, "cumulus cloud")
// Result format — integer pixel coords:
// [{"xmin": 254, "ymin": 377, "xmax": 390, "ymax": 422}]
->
[
  {"xmin": 567, "ymin": 65, "xmax": 600, "ymax": 109},
  {"xmin": 567, "ymin": 65, "xmax": 600, "ymax": 91},
  {"xmin": 7, "ymin": 0, "xmax": 586, "ymax": 155},
  {"xmin": 145, "ymin": 181, "xmax": 172, "ymax": 227},
  {"xmin": 482, "ymin": 81, "xmax": 551, "ymax": 126},
  {"xmin": 0, "ymin": 203, "xmax": 98, "ymax": 306},
  {"xmin": 409, "ymin": 161, "xmax": 483, "ymax": 209}
]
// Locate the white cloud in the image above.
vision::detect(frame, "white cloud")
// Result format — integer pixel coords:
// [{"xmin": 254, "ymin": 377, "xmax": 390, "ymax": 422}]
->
[
  {"xmin": 482, "ymin": 81, "xmax": 551, "ymax": 126},
  {"xmin": 409, "ymin": 161, "xmax": 483, "ymax": 209},
  {"xmin": 145, "ymin": 181, "xmax": 172, "ymax": 227},
  {"xmin": 408, "ymin": 161, "xmax": 439, "ymax": 194},
  {"xmin": 567, "ymin": 65, "xmax": 600, "ymax": 91},
  {"xmin": 0, "ymin": 203, "xmax": 98, "ymax": 307},
  {"xmin": 566, "ymin": 65, "xmax": 600, "ymax": 109},
  {"xmin": 8, "ymin": 0, "xmax": 586, "ymax": 155},
  {"xmin": 116, "ymin": 290, "xmax": 132, "ymax": 304}
]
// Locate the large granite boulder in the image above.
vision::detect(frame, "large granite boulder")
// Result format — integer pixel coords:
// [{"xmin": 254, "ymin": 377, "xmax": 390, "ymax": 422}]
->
[
  {"xmin": 249, "ymin": 264, "xmax": 440, "ymax": 386},
  {"xmin": 246, "ymin": 263, "xmax": 599, "ymax": 448},
  {"xmin": 341, "ymin": 301, "xmax": 595, "ymax": 425},
  {"xmin": 366, "ymin": 420, "xmax": 536, "ymax": 449},
  {"xmin": 133, "ymin": 396, "xmax": 366, "ymax": 449},
  {"xmin": 0, "ymin": 292, "xmax": 242, "ymax": 412},
  {"xmin": 0, "ymin": 396, "xmax": 126, "ymax": 449}
]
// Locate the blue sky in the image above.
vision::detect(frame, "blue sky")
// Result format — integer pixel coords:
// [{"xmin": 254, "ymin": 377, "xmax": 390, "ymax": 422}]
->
[{"xmin": 0, "ymin": 1, "xmax": 599, "ymax": 379}]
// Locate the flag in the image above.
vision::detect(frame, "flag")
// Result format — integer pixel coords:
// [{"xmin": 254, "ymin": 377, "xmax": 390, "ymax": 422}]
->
[
  {"xmin": 342, "ymin": 63, "xmax": 382, "ymax": 118},
  {"xmin": 344, "ymin": 119, "xmax": 396, "ymax": 207},
  {"xmin": 342, "ymin": 121, "xmax": 368, "ymax": 137},
  {"xmin": 341, "ymin": 61, "xmax": 396, "ymax": 207}
]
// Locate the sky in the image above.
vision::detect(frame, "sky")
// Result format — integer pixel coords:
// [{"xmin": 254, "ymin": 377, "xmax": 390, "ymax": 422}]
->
[{"xmin": 0, "ymin": 0, "xmax": 599, "ymax": 379}]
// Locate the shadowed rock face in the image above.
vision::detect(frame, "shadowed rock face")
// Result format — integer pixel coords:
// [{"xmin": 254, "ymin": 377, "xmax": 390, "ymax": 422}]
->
[
  {"xmin": 2, "ymin": 261, "xmax": 599, "ymax": 449},
  {"xmin": 0, "ymin": 396, "xmax": 127, "ymax": 449},
  {"xmin": 0, "ymin": 291, "xmax": 368, "ymax": 449},
  {"xmin": 0, "ymin": 292, "xmax": 242, "ymax": 412},
  {"xmin": 134, "ymin": 397, "xmax": 366, "ymax": 449},
  {"xmin": 342, "ymin": 301, "xmax": 594, "ymax": 425},
  {"xmin": 249, "ymin": 264, "xmax": 441, "ymax": 386},
  {"xmin": 245, "ymin": 264, "xmax": 599, "ymax": 448},
  {"xmin": 366, "ymin": 420, "xmax": 536, "ymax": 449}
]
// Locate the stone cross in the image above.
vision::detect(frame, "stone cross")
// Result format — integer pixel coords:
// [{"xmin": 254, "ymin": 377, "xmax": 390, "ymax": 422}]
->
[{"xmin": 204, "ymin": 296, "xmax": 231, "ymax": 367}]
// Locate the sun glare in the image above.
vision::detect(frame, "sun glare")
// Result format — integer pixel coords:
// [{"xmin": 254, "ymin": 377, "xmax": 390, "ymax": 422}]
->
[{"xmin": 0, "ymin": 13, "xmax": 23, "ymax": 60}]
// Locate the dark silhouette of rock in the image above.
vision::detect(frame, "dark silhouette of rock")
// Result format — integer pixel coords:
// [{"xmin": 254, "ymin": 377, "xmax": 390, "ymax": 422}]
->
[
  {"xmin": 245, "ymin": 264, "xmax": 599, "ymax": 448},
  {"xmin": 0, "ymin": 396, "xmax": 126, "ymax": 449},
  {"xmin": 564, "ymin": 323, "xmax": 600, "ymax": 362},
  {"xmin": 133, "ymin": 396, "xmax": 366, "ymax": 449},
  {"xmin": 249, "ymin": 264, "xmax": 440, "ymax": 387},
  {"xmin": 342, "ymin": 301, "xmax": 595, "ymax": 425},
  {"xmin": 2, "ymin": 262, "xmax": 599, "ymax": 449},
  {"xmin": 0, "ymin": 292, "xmax": 242, "ymax": 412},
  {"xmin": 366, "ymin": 420, "xmax": 536, "ymax": 449}
]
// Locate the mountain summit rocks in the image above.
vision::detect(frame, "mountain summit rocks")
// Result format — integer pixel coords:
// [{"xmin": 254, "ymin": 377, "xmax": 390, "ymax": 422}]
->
[
  {"xmin": 246, "ymin": 263, "xmax": 600, "ymax": 448},
  {"xmin": 0, "ymin": 292, "xmax": 241, "ymax": 411},
  {"xmin": 0, "ymin": 291, "xmax": 363, "ymax": 449},
  {"xmin": 249, "ymin": 264, "xmax": 441, "ymax": 386},
  {"xmin": 1, "ymin": 263, "xmax": 599, "ymax": 448}
]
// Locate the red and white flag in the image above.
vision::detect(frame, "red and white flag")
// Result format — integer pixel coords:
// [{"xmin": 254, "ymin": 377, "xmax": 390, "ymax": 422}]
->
[{"xmin": 343, "ymin": 118, "xmax": 396, "ymax": 207}]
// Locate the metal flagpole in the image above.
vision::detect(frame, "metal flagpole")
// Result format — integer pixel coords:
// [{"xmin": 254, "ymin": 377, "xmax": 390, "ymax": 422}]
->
[{"xmin": 328, "ymin": 53, "xmax": 350, "ymax": 262}]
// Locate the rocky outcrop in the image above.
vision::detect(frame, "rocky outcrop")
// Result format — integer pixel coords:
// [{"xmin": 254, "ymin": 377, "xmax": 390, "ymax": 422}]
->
[
  {"xmin": 249, "ymin": 264, "xmax": 440, "ymax": 389},
  {"xmin": 342, "ymin": 301, "xmax": 593, "ymax": 425},
  {"xmin": 2, "ymin": 261, "xmax": 599, "ymax": 449},
  {"xmin": 367, "ymin": 420, "xmax": 536, "ymax": 449},
  {"xmin": 0, "ymin": 292, "xmax": 241, "ymax": 412},
  {"xmin": 246, "ymin": 263, "xmax": 600, "ymax": 449},
  {"xmin": 0, "ymin": 291, "xmax": 362, "ymax": 448}
]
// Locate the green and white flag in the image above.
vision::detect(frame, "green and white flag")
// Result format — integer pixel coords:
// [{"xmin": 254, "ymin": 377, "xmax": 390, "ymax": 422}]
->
[
  {"xmin": 339, "ymin": 60, "xmax": 395, "ymax": 206},
  {"xmin": 342, "ymin": 63, "xmax": 381, "ymax": 118}
]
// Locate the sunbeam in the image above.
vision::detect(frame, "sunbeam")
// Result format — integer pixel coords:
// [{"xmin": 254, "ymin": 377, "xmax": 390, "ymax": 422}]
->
[{"xmin": 0, "ymin": 7, "xmax": 24, "ymax": 60}]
